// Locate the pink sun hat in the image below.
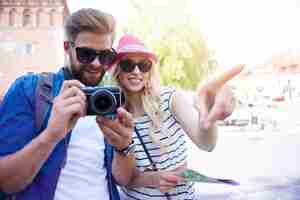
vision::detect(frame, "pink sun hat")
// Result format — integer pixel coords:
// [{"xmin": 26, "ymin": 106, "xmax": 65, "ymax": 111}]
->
[{"xmin": 115, "ymin": 34, "xmax": 158, "ymax": 64}]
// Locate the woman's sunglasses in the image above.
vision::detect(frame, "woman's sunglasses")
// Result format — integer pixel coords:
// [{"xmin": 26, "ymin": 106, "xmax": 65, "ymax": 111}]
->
[
  {"xmin": 75, "ymin": 46, "xmax": 117, "ymax": 66},
  {"xmin": 118, "ymin": 59, "xmax": 152, "ymax": 73}
]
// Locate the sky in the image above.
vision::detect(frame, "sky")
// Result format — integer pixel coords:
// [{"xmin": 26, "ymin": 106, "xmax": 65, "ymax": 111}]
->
[{"xmin": 68, "ymin": 0, "xmax": 300, "ymax": 69}]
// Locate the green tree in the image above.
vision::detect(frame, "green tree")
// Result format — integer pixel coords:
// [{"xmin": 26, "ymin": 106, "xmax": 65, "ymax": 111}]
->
[{"xmin": 120, "ymin": 0, "xmax": 218, "ymax": 89}]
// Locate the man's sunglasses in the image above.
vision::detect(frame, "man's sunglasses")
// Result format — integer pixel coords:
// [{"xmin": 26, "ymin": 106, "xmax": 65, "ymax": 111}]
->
[
  {"xmin": 118, "ymin": 59, "xmax": 152, "ymax": 73},
  {"xmin": 73, "ymin": 45, "xmax": 117, "ymax": 66}
]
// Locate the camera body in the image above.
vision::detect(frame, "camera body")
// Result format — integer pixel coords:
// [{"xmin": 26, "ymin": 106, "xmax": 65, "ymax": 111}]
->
[{"xmin": 81, "ymin": 86, "xmax": 125, "ymax": 118}]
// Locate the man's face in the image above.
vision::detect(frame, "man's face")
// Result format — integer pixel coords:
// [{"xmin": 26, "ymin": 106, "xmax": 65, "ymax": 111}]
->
[{"xmin": 68, "ymin": 32, "xmax": 113, "ymax": 86}]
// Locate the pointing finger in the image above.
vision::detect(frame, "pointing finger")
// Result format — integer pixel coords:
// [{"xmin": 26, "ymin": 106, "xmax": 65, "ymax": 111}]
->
[{"xmin": 207, "ymin": 64, "xmax": 245, "ymax": 94}]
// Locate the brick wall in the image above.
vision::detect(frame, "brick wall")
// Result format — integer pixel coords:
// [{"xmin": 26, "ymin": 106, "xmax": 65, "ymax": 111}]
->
[{"xmin": 0, "ymin": 0, "xmax": 69, "ymax": 95}]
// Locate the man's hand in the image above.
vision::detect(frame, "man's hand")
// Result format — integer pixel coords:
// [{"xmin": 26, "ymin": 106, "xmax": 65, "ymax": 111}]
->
[
  {"xmin": 96, "ymin": 107, "xmax": 134, "ymax": 150},
  {"xmin": 46, "ymin": 80, "xmax": 86, "ymax": 143},
  {"xmin": 197, "ymin": 65, "xmax": 245, "ymax": 130}
]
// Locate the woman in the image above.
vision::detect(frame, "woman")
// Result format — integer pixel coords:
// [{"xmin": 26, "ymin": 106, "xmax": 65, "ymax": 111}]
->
[{"xmin": 111, "ymin": 34, "xmax": 233, "ymax": 200}]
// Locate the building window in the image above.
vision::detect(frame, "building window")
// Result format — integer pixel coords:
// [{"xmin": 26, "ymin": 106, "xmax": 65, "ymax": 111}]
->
[
  {"xmin": 9, "ymin": 8, "xmax": 17, "ymax": 26},
  {"xmin": 0, "ymin": 8, "xmax": 3, "ymax": 26},
  {"xmin": 23, "ymin": 9, "xmax": 32, "ymax": 27},
  {"xmin": 25, "ymin": 43, "xmax": 33, "ymax": 55},
  {"xmin": 49, "ymin": 9, "xmax": 56, "ymax": 26},
  {"xmin": 16, "ymin": 43, "xmax": 34, "ymax": 56},
  {"xmin": 36, "ymin": 9, "xmax": 43, "ymax": 27},
  {"xmin": 48, "ymin": 0, "xmax": 57, "ymax": 4}
]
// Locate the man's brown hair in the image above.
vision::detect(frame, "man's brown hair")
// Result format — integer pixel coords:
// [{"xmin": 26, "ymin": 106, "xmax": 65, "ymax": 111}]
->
[{"xmin": 64, "ymin": 8, "xmax": 116, "ymax": 42}]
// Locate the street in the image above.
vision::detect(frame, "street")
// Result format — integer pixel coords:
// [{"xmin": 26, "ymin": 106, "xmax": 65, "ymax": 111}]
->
[{"xmin": 187, "ymin": 128, "xmax": 300, "ymax": 199}]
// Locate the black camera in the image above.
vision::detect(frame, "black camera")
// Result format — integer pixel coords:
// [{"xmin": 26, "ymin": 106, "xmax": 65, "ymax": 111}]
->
[{"xmin": 81, "ymin": 86, "xmax": 125, "ymax": 118}]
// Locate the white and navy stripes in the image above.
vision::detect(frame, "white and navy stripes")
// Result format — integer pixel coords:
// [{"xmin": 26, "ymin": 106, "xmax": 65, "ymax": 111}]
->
[{"xmin": 121, "ymin": 87, "xmax": 195, "ymax": 200}]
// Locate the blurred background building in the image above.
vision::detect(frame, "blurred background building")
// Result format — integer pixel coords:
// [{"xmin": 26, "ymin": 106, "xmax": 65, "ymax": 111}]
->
[
  {"xmin": 0, "ymin": 0, "xmax": 69, "ymax": 96},
  {"xmin": 223, "ymin": 49, "xmax": 300, "ymax": 130}
]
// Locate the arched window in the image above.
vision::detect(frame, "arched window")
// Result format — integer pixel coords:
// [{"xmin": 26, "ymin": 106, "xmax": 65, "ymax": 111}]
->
[
  {"xmin": 48, "ymin": 0, "xmax": 56, "ymax": 4},
  {"xmin": 0, "ymin": 8, "xmax": 4, "ymax": 26},
  {"xmin": 23, "ymin": 9, "xmax": 32, "ymax": 27},
  {"xmin": 9, "ymin": 8, "xmax": 17, "ymax": 26},
  {"xmin": 36, "ymin": 8, "xmax": 43, "ymax": 27},
  {"xmin": 49, "ymin": 9, "xmax": 56, "ymax": 26},
  {"xmin": 8, "ymin": 0, "xmax": 17, "ymax": 4}
]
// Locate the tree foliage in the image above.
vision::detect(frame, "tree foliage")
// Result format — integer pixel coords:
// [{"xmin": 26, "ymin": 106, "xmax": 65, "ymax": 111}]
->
[{"xmin": 120, "ymin": 0, "xmax": 218, "ymax": 89}]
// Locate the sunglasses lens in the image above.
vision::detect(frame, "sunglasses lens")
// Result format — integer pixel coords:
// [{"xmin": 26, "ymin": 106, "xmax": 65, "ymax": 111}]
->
[
  {"xmin": 119, "ymin": 59, "xmax": 135, "ymax": 72},
  {"xmin": 139, "ymin": 60, "xmax": 152, "ymax": 72},
  {"xmin": 119, "ymin": 59, "xmax": 153, "ymax": 73},
  {"xmin": 76, "ymin": 47, "xmax": 97, "ymax": 64},
  {"xmin": 99, "ymin": 50, "xmax": 117, "ymax": 66},
  {"xmin": 76, "ymin": 47, "xmax": 116, "ymax": 65}
]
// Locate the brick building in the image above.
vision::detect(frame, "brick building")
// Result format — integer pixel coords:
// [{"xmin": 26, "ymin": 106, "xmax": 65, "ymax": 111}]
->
[{"xmin": 0, "ymin": 0, "xmax": 69, "ymax": 95}]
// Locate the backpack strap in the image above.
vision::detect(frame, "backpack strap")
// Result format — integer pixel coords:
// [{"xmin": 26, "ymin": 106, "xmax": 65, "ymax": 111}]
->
[
  {"xmin": 0, "ymin": 73, "xmax": 55, "ymax": 200},
  {"xmin": 35, "ymin": 72, "xmax": 55, "ymax": 132}
]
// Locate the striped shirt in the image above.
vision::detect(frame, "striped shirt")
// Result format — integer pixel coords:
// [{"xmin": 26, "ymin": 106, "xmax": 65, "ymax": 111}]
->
[{"xmin": 121, "ymin": 87, "xmax": 195, "ymax": 200}]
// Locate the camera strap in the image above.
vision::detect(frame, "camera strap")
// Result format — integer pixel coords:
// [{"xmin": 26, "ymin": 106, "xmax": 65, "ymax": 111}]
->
[
  {"xmin": 134, "ymin": 127, "xmax": 158, "ymax": 171},
  {"xmin": 134, "ymin": 126, "xmax": 171, "ymax": 200}
]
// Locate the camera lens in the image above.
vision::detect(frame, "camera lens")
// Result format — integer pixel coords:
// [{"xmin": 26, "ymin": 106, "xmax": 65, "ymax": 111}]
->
[{"xmin": 91, "ymin": 90, "xmax": 116, "ymax": 115}]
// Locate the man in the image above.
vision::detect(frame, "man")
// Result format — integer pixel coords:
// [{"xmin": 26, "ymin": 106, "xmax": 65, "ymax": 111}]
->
[
  {"xmin": 0, "ymin": 8, "xmax": 240, "ymax": 200},
  {"xmin": 0, "ymin": 8, "xmax": 134, "ymax": 200}
]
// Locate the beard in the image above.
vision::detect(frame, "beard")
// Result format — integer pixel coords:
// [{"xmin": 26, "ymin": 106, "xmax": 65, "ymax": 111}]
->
[{"xmin": 69, "ymin": 63, "xmax": 105, "ymax": 87}]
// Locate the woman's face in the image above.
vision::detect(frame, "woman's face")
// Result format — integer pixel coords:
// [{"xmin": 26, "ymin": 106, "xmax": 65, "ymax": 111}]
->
[{"xmin": 117, "ymin": 54, "xmax": 153, "ymax": 94}]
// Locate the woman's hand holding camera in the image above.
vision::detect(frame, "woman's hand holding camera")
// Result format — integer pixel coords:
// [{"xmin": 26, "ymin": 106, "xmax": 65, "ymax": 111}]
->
[{"xmin": 96, "ymin": 107, "xmax": 134, "ymax": 150}]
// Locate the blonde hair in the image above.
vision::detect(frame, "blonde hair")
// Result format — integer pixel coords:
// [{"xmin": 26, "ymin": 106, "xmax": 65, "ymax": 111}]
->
[{"xmin": 112, "ymin": 59, "xmax": 169, "ymax": 149}]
